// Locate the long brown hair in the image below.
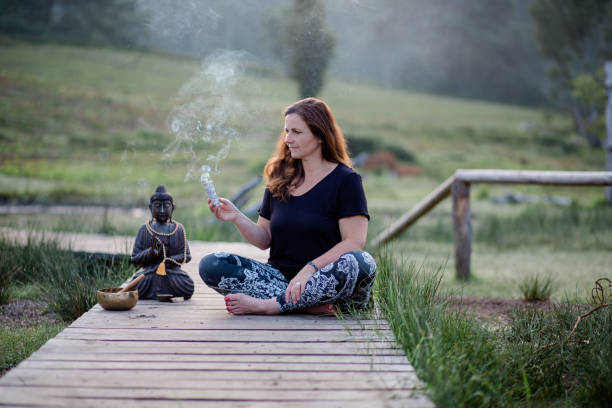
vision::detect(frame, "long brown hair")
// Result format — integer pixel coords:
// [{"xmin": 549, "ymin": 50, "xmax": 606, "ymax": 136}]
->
[{"xmin": 264, "ymin": 98, "xmax": 352, "ymax": 201}]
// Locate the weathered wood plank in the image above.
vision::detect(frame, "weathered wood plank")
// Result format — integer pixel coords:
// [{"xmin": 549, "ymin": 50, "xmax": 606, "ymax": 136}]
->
[
  {"xmin": 19, "ymin": 360, "xmax": 415, "ymax": 372},
  {"xmin": 0, "ymin": 385, "xmax": 429, "ymax": 401},
  {"xmin": 2, "ymin": 368, "xmax": 420, "ymax": 386},
  {"xmin": 27, "ymin": 352, "xmax": 409, "ymax": 364},
  {"xmin": 454, "ymin": 169, "xmax": 612, "ymax": 185},
  {"xmin": 0, "ymin": 391, "xmax": 433, "ymax": 408},
  {"xmin": 35, "ymin": 339, "xmax": 401, "ymax": 355},
  {"xmin": 71, "ymin": 311, "xmax": 390, "ymax": 330},
  {"xmin": 55, "ymin": 328, "xmax": 391, "ymax": 342}
]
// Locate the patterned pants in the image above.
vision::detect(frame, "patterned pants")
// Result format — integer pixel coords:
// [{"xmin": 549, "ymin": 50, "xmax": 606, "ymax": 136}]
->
[{"xmin": 199, "ymin": 251, "xmax": 377, "ymax": 313}]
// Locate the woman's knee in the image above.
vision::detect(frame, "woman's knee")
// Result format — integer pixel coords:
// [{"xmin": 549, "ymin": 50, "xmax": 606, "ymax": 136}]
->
[
  {"xmin": 199, "ymin": 253, "xmax": 227, "ymax": 286},
  {"xmin": 343, "ymin": 250, "xmax": 377, "ymax": 278}
]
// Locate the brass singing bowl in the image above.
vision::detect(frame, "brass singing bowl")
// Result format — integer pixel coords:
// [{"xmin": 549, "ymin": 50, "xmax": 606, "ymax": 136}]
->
[{"xmin": 97, "ymin": 288, "xmax": 139, "ymax": 311}]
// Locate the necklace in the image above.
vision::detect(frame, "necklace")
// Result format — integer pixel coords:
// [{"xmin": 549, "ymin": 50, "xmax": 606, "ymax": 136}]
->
[
  {"xmin": 145, "ymin": 220, "xmax": 188, "ymax": 272},
  {"xmin": 145, "ymin": 220, "xmax": 179, "ymax": 236}
]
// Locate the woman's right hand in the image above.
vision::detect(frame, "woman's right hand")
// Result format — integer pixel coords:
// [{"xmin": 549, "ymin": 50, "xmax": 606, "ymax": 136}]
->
[{"xmin": 209, "ymin": 197, "xmax": 241, "ymax": 223}]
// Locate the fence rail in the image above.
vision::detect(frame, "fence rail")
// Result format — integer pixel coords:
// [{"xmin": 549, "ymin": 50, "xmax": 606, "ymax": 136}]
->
[{"xmin": 371, "ymin": 170, "xmax": 612, "ymax": 279}]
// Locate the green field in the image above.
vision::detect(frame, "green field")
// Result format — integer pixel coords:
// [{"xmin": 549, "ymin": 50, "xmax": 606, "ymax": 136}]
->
[{"xmin": 1, "ymin": 37, "xmax": 610, "ymax": 301}]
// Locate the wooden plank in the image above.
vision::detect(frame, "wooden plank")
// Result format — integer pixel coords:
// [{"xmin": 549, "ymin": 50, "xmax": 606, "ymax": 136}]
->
[
  {"xmin": 0, "ymin": 392, "xmax": 434, "ymax": 408},
  {"xmin": 0, "ymin": 374, "xmax": 418, "ymax": 391},
  {"xmin": 18, "ymin": 359, "xmax": 414, "ymax": 372},
  {"xmin": 2, "ymin": 368, "xmax": 420, "ymax": 386},
  {"xmin": 35, "ymin": 339, "xmax": 402, "ymax": 355},
  {"xmin": 0, "ymin": 385, "xmax": 430, "ymax": 402},
  {"xmin": 55, "ymin": 328, "xmax": 391, "ymax": 342},
  {"xmin": 72, "ymin": 311, "xmax": 390, "ymax": 330},
  {"xmin": 454, "ymin": 169, "xmax": 612, "ymax": 185},
  {"xmin": 28, "ymin": 352, "xmax": 412, "ymax": 371}
]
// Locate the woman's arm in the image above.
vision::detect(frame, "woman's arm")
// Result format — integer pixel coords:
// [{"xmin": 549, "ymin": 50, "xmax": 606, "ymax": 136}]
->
[
  {"xmin": 210, "ymin": 197, "xmax": 271, "ymax": 250},
  {"xmin": 286, "ymin": 215, "xmax": 368, "ymax": 303},
  {"xmin": 312, "ymin": 215, "xmax": 367, "ymax": 270}
]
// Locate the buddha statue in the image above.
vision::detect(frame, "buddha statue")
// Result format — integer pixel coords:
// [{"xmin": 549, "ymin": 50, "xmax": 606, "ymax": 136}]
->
[{"xmin": 129, "ymin": 185, "xmax": 194, "ymax": 300}]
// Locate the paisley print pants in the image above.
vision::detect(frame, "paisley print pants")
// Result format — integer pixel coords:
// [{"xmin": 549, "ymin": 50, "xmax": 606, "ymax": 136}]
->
[{"xmin": 199, "ymin": 251, "xmax": 377, "ymax": 313}]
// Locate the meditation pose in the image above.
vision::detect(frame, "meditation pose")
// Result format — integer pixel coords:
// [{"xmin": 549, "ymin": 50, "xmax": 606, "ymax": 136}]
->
[
  {"xmin": 199, "ymin": 97, "xmax": 376, "ymax": 315},
  {"xmin": 130, "ymin": 185, "xmax": 194, "ymax": 300}
]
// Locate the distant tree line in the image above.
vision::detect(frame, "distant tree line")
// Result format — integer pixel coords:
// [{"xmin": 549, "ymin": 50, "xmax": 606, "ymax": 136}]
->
[
  {"xmin": 531, "ymin": 0, "xmax": 612, "ymax": 148},
  {"xmin": 3, "ymin": 0, "xmax": 611, "ymax": 136},
  {"xmin": 0, "ymin": 0, "xmax": 145, "ymax": 47}
]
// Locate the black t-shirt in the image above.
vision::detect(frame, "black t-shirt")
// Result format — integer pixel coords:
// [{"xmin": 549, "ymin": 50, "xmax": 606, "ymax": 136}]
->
[{"xmin": 258, "ymin": 163, "xmax": 369, "ymax": 281}]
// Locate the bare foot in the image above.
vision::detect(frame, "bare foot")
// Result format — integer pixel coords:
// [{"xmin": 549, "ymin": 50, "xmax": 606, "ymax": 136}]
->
[
  {"xmin": 304, "ymin": 303, "xmax": 337, "ymax": 316},
  {"xmin": 225, "ymin": 294, "xmax": 280, "ymax": 315}
]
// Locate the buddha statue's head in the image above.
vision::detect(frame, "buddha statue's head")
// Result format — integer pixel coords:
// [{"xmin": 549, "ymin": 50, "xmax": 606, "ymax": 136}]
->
[{"xmin": 149, "ymin": 185, "xmax": 175, "ymax": 223}]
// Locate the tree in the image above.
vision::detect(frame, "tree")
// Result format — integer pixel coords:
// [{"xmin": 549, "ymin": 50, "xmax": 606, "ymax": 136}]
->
[
  {"xmin": 0, "ymin": 0, "xmax": 146, "ymax": 47},
  {"xmin": 285, "ymin": 0, "xmax": 335, "ymax": 98},
  {"xmin": 530, "ymin": 0, "xmax": 612, "ymax": 147}
]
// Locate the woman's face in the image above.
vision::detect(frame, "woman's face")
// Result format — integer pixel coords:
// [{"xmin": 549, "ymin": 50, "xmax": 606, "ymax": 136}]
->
[{"xmin": 284, "ymin": 113, "xmax": 322, "ymax": 160}]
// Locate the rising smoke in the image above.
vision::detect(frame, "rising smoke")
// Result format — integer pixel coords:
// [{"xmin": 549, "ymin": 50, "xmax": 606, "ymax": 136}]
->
[{"xmin": 164, "ymin": 50, "xmax": 248, "ymax": 187}]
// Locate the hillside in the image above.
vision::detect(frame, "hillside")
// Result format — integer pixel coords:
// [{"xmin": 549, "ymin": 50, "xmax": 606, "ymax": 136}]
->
[{"xmin": 1, "ymin": 38, "xmax": 609, "ymax": 299}]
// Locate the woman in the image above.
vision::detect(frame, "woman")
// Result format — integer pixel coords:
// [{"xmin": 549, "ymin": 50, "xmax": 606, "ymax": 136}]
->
[{"xmin": 199, "ymin": 97, "xmax": 376, "ymax": 315}]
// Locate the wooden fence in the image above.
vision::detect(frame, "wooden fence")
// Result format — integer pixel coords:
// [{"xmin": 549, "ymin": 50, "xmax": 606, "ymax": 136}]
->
[{"xmin": 371, "ymin": 170, "xmax": 612, "ymax": 279}]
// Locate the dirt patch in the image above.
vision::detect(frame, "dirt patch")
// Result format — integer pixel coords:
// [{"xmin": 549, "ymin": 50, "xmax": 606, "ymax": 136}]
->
[
  {"xmin": 447, "ymin": 295, "xmax": 558, "ymax": 326},
  {"xmin": 0, "ymin": 299, "xmax": 61, "ymax": 328}
]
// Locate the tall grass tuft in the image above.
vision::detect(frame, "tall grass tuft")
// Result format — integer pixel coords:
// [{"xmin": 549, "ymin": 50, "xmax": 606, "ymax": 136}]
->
[
  {"xmin": 40, "ymin": 252, "xmax": 133, "ymax": 321},
  {"xmin": 0, "ymin": 266, "xmax": 17, "ymax": 304},
  {"xmin": 375, "ymin": 248, "xmax": 612, "ymax": 406},
  {"xmin": 0, "ymin": 233, "xmax": 134, "ymax": 320},
  {"xmin": 373, "ymin": 249, "xmax": 523, "ymax": 406},
  {"xmin": 518, "ymin": 274, "xmax": 554, "ymax": 301}
]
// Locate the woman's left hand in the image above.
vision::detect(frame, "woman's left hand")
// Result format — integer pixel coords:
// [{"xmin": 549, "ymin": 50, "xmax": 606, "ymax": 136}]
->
[{"xmin": 285, "ymin": 265, "xmax": 316, "ymax": 304}]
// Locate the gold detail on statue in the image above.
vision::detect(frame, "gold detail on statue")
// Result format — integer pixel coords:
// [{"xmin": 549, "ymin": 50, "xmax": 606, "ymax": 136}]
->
[{"xmin": 145, "ymin": 220, "xmax": 188, "ymax": 274}]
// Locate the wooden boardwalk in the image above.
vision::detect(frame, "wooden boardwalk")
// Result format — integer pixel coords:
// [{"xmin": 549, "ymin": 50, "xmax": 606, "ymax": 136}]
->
[{"xmin": 0, "ymin": 230, "xmax": 433, "ymax": 407}]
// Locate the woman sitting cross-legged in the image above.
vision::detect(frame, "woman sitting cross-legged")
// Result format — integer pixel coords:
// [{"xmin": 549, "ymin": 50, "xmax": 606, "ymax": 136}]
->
[{"xmin": 199, "ymin": 97, "xmax": 376, "ymax": 315}]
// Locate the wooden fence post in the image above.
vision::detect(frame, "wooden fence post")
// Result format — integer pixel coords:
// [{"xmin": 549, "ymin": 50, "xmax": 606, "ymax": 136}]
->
[
  {"xmin": 452, "ymin": 180, "xmax": 471, "ymax": 280},
  {"xmin": 605, "ymin": 61, "xmax": 612, "ymax": 204}
]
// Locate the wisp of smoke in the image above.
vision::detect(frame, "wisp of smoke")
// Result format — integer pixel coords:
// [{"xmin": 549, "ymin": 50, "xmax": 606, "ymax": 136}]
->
[{"xmin": 164, "ymin": 50, "xmax": 247, "ymax": 187}]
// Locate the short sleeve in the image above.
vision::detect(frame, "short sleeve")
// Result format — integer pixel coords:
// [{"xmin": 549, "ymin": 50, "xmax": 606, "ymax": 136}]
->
[
  {"xmin": 337, "ymin": 172, "xmax": 369, "ymax": 220},
  {"xmin": 258, "ymin": 188, "xmax": 272, "ymax": 220}
]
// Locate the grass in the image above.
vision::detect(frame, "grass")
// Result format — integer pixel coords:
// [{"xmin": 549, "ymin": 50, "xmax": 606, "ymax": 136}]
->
[
  {"xmin": 0, "ymin": 234, "xmax": 135, "ymax": 321},
  {"xmin": 0, "ymin": 322, "xmax": 66, "ymax": 375},
  {"xmin": 375, "ymin": 249, "xmax": 612, "ymax": 407},
  {"xmin": 0, "ymin": 36, "xmax": 603, "ymax": 207},
  {"xmin": 0, "ymin": 234, "xmax": 134, "ymax": 375},
  {"xmin": 376, "ymin": 197, "xmax": 612, "ymax": 299}
]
